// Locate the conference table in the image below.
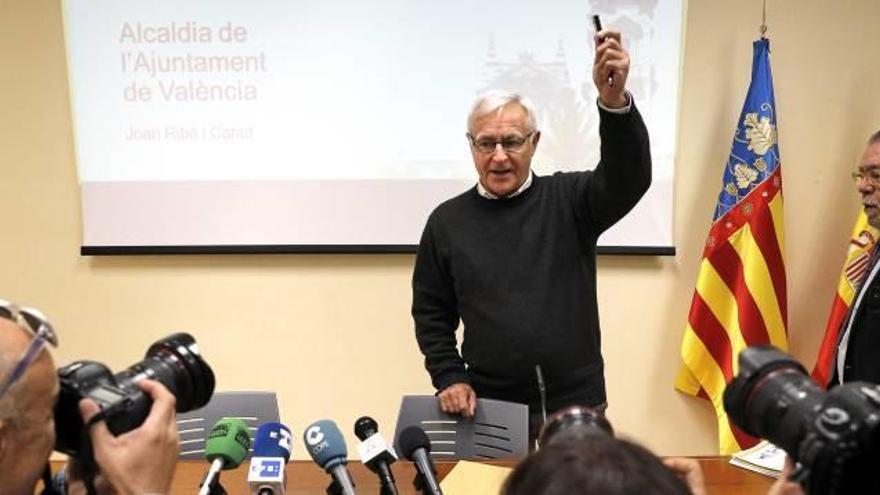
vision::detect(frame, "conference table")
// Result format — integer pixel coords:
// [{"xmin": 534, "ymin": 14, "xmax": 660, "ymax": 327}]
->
[{"xmin": 119, "ymin": 456, "xmax": 773, "ymax": 494}]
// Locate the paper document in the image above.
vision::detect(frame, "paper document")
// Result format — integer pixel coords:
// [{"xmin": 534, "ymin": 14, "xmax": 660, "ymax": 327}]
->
[
  {"xmin": 729, "ymin": 440, "xmax": 786, "ymax": 478},
  {"xmin": 439, "ymin": 460, "xmax": 513, "ymax": 495}
]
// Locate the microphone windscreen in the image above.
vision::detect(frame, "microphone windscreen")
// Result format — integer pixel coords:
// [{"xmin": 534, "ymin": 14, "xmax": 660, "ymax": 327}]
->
[
  {"xmin": 398, "ymin": 425, "xmax": 431, "ymax": 460},
  {"xmin": 253, "ymin": 422, "xmax": 293, "ymax": 462},
  {"xmin": 353, "ymin": 416, "xmax": 379, "ymax": 441},
  {"xmin": 303, "ymin": 419, "xmax": 347, "ymax": 470},
  {"xmin": 205, "ymin": 417, "xmax": 251, "ymax": 469}
]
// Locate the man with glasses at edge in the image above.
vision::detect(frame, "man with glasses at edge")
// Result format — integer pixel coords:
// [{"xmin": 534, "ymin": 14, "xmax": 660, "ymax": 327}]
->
[
  {"xmin": 0, "ymin": 300, "xmax": 179, "ymax": 495},
  {"xmin": 832, "ymin": 131, "xmax": 880, "ymax": 387},
  {"xmin": 412, "ymin": 27, "xmax": 651, "ymax": 444}
]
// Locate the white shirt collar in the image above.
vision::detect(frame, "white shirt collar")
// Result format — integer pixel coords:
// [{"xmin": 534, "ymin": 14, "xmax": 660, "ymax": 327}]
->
[{"xmin": 476, "ymin": 172, "xmax": 533, "ymax": 200}]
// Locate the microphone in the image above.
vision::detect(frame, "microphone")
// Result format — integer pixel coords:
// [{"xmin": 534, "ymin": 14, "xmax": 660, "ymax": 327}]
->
[
  {"xmin": 248, "ymin": 422, "xmax": 293, "ymax": 495},
  {"xmin": 198, "ymin": 418, "xmax": 252, "ymax": 495},
  {"xmin": 398, "ymin": 425, "xmax": 443, "ymax": 495},
  {"xmin": 302, "ymin": 419, "xmax": 357, "ymax": 495},
  {"xmin": 354, "ymin": 416, "xmax": 399, "ymax": 495}
]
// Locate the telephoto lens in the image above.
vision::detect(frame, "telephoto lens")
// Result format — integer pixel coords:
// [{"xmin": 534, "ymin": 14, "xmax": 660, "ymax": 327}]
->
[
  {"xmin": 722, "ymin": 345, "xmax": 823, "ymax": 455},
  {"xmin": 54, "ymin": 332, "xmax": 215, "ymax": 457},
  {"xmin": 114, "ymin": 332, "xmax": 215, "ymax": 411},
  {"xmin": 538, "ymin": 405, "xmax": 614, "ymax": 447}
]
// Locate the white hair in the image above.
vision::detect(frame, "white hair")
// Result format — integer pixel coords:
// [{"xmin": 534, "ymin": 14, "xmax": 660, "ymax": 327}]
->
[{"xmin": 467, "ymin": 90, "xmax": 539, "ymax": 134}]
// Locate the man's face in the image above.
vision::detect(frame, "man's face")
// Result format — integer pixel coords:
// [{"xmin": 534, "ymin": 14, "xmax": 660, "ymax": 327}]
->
[
  {"xmin": 0, "ymin": 323, "xmax": 58, "ymax": 495},
  {"xmin": 469, "ymin": 103, "xmax": 539, "ymax": 198},
  {"xmin": 857, "ymin": 142, "xmax": 880, "ymax": 229}
]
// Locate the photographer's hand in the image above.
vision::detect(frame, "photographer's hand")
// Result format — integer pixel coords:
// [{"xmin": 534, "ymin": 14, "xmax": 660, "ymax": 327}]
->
[
  {"xmin": 662, "ymin": 457, "xmax": 706, "ymax": 495},
  {"xmin": 767, "ymin": 457, "xmax": 805, "ymax": 495},
  {"xmin": 78, "ymin": 379, "xmax": 179, "ymax": 495}
]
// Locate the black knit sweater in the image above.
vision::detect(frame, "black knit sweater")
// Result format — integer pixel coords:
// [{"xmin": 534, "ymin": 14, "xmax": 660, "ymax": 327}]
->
[{"xmin": 411, "ymin": 104, "xmax": 651, "ymax": 412}]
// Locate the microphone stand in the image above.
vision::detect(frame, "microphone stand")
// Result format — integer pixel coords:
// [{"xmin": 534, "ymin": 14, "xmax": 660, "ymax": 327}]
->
[
  {"xmin": 208, "ymin": 479, "xmax": 228, "ymax": 495},
  {"xmin": 412, "ymin": 471, "xmax": 428, "ymax": 495},
  {"xmin": 199, "ymin": 468, "xmax": 227, "ymax": 495},
  {"xmin": 374, "ymin": 460, "xmax": 398, "ymax": 495},
  {"xmin": 325, "ymin": 471, "xmax": 357, "ymax": 495},
  {"xmin": 411, "ymin": 468, "xmax": 442, "ymax": 495},
  {"xmin": 380, "ymin": 481, "xmax": 399, "ymax": 495},
  {"xmin": 326, "ymin": 479, "xmax": 343, "ymax": 495}
]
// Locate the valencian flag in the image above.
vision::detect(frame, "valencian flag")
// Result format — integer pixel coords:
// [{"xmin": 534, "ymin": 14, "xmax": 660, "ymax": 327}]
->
[
  {"xmin": 675, "ymin": 38, "xmax": 788, "ymax": 454},
  {"xmin": 811, "ymin": 211, "xmax": 879, "ymax": 386}
]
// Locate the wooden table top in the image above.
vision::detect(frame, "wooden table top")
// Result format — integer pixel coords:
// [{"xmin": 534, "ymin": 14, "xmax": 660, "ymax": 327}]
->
[{"xmin": 47, "ymin": 456, "xmax": 771, "ymax": 494}]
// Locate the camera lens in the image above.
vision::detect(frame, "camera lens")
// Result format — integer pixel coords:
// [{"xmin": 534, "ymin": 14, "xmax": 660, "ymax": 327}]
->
[
  {"xmin": 723, "ymin": 346, "xmax": 824, "ymax": 456},
  {"xmin": 538, "ymin": 405, "xmax": 614, "ymax": 446},
  {"xmin": 115, "ymin": 332, "xmax": 215, "ymax": 411}
]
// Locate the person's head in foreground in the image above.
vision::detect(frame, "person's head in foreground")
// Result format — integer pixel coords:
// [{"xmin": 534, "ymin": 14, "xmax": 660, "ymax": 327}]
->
[
  {"xmin": 0, "ymin": 300, "xmax": 180, "ymax": 495},
  {"xmin": 502, "ymin": 435, "xmax": 693, "ymax": 495},
  {"xmin": 0, "ymin": 304, "xmax": 59, "ymax": 495}
]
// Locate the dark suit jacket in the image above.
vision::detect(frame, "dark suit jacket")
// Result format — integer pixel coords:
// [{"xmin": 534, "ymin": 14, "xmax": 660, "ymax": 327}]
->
[{"xmin": 832, "ymin": 247, "xmax": 880, "ymax": 386}]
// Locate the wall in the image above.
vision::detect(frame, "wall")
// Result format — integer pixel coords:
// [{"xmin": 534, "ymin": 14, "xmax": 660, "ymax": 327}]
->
[{"xmin": 1, "ymin": 0, "xmax": 879, "ymax": 458}]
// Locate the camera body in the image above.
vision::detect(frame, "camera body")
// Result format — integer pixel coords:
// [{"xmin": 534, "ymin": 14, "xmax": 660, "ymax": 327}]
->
[
  {"xmin": 53, "ymin": 332, "xmax": 215, "ymax": 458},
  {"xmin": 54, "ymin": 361, "xmax": 152, "ymax": 455},
  {"xmin": 723, "ymin": 345, "xmax": 880, "ymax": 495}
]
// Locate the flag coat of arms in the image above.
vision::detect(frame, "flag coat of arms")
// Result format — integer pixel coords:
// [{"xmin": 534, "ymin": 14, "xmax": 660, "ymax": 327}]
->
[
  {"xmin": 811, "ymin": 211, "xmax": 879, "ymax": 386},
  {"xmin": 675, "ymin": 38, "xmax": 787, "ymax": 454}
]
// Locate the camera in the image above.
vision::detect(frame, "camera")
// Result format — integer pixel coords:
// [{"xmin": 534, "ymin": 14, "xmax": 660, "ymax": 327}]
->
[
  {"xmin": 54, "ymin": 332, "xmax": 215, "ymax": 457},
  {"xmin": 723, "ymin": 345, "xmax": 880, "ymax": 495},
  {"xmin": 538, "ymin": 405, "xmax": 614, "ymax": 446}
]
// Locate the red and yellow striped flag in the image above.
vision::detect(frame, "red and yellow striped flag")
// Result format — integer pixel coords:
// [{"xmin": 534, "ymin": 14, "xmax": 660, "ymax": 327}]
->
[
  {"xmin": 811, "ymin": 211, "xmax": 878, "ymax": 386},
  {"xmin": 675, "ymin": 39, "xmax": 787, "ymax": 454}
]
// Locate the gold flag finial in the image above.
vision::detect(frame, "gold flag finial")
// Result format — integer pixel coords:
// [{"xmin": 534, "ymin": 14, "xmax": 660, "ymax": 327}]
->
[{"xmin": 759, "ymin": 0, "xmax": 768, "ymax": 38}]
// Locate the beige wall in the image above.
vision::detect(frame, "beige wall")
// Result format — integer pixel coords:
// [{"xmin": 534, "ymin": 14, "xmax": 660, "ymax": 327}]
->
[{"xmin": 1, "ymin": 0, "xmax": 879, "ymax": 458}]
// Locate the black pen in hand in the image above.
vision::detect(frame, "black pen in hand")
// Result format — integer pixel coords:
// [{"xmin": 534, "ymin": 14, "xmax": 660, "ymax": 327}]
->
[{"xmin": 592, "ymin": 14, "xmax": 613, "ymax": 87}]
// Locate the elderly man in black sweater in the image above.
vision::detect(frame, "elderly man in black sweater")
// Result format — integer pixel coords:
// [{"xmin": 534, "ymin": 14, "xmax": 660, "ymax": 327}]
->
[{"xmin": 411, "ymin": 28, "xmax": 651, "ymax": 441}]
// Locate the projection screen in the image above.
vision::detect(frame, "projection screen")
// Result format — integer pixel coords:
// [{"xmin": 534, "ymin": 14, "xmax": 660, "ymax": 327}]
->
[{"xmin": 62, "ymin": 0, "xmax": 683, "ymax": 254}]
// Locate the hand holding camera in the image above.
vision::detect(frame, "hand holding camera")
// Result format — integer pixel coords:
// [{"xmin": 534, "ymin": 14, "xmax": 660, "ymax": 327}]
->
[{"xmin": 78, "ymin": 379, "xmax": 179, "ymax": 495}]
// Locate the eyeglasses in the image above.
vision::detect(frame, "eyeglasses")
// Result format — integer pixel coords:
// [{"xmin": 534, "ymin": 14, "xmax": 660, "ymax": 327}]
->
[
  {"xmin": 467, "ymin": 131, "xmax": 536, "ymax": 154},
  {"xmin": 852, "ymin": 168, "xmax": 880, "ymax": 186},
  {"xmin": 0, "ymin": 300, "xmax": 58, "ymax": 399}
]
